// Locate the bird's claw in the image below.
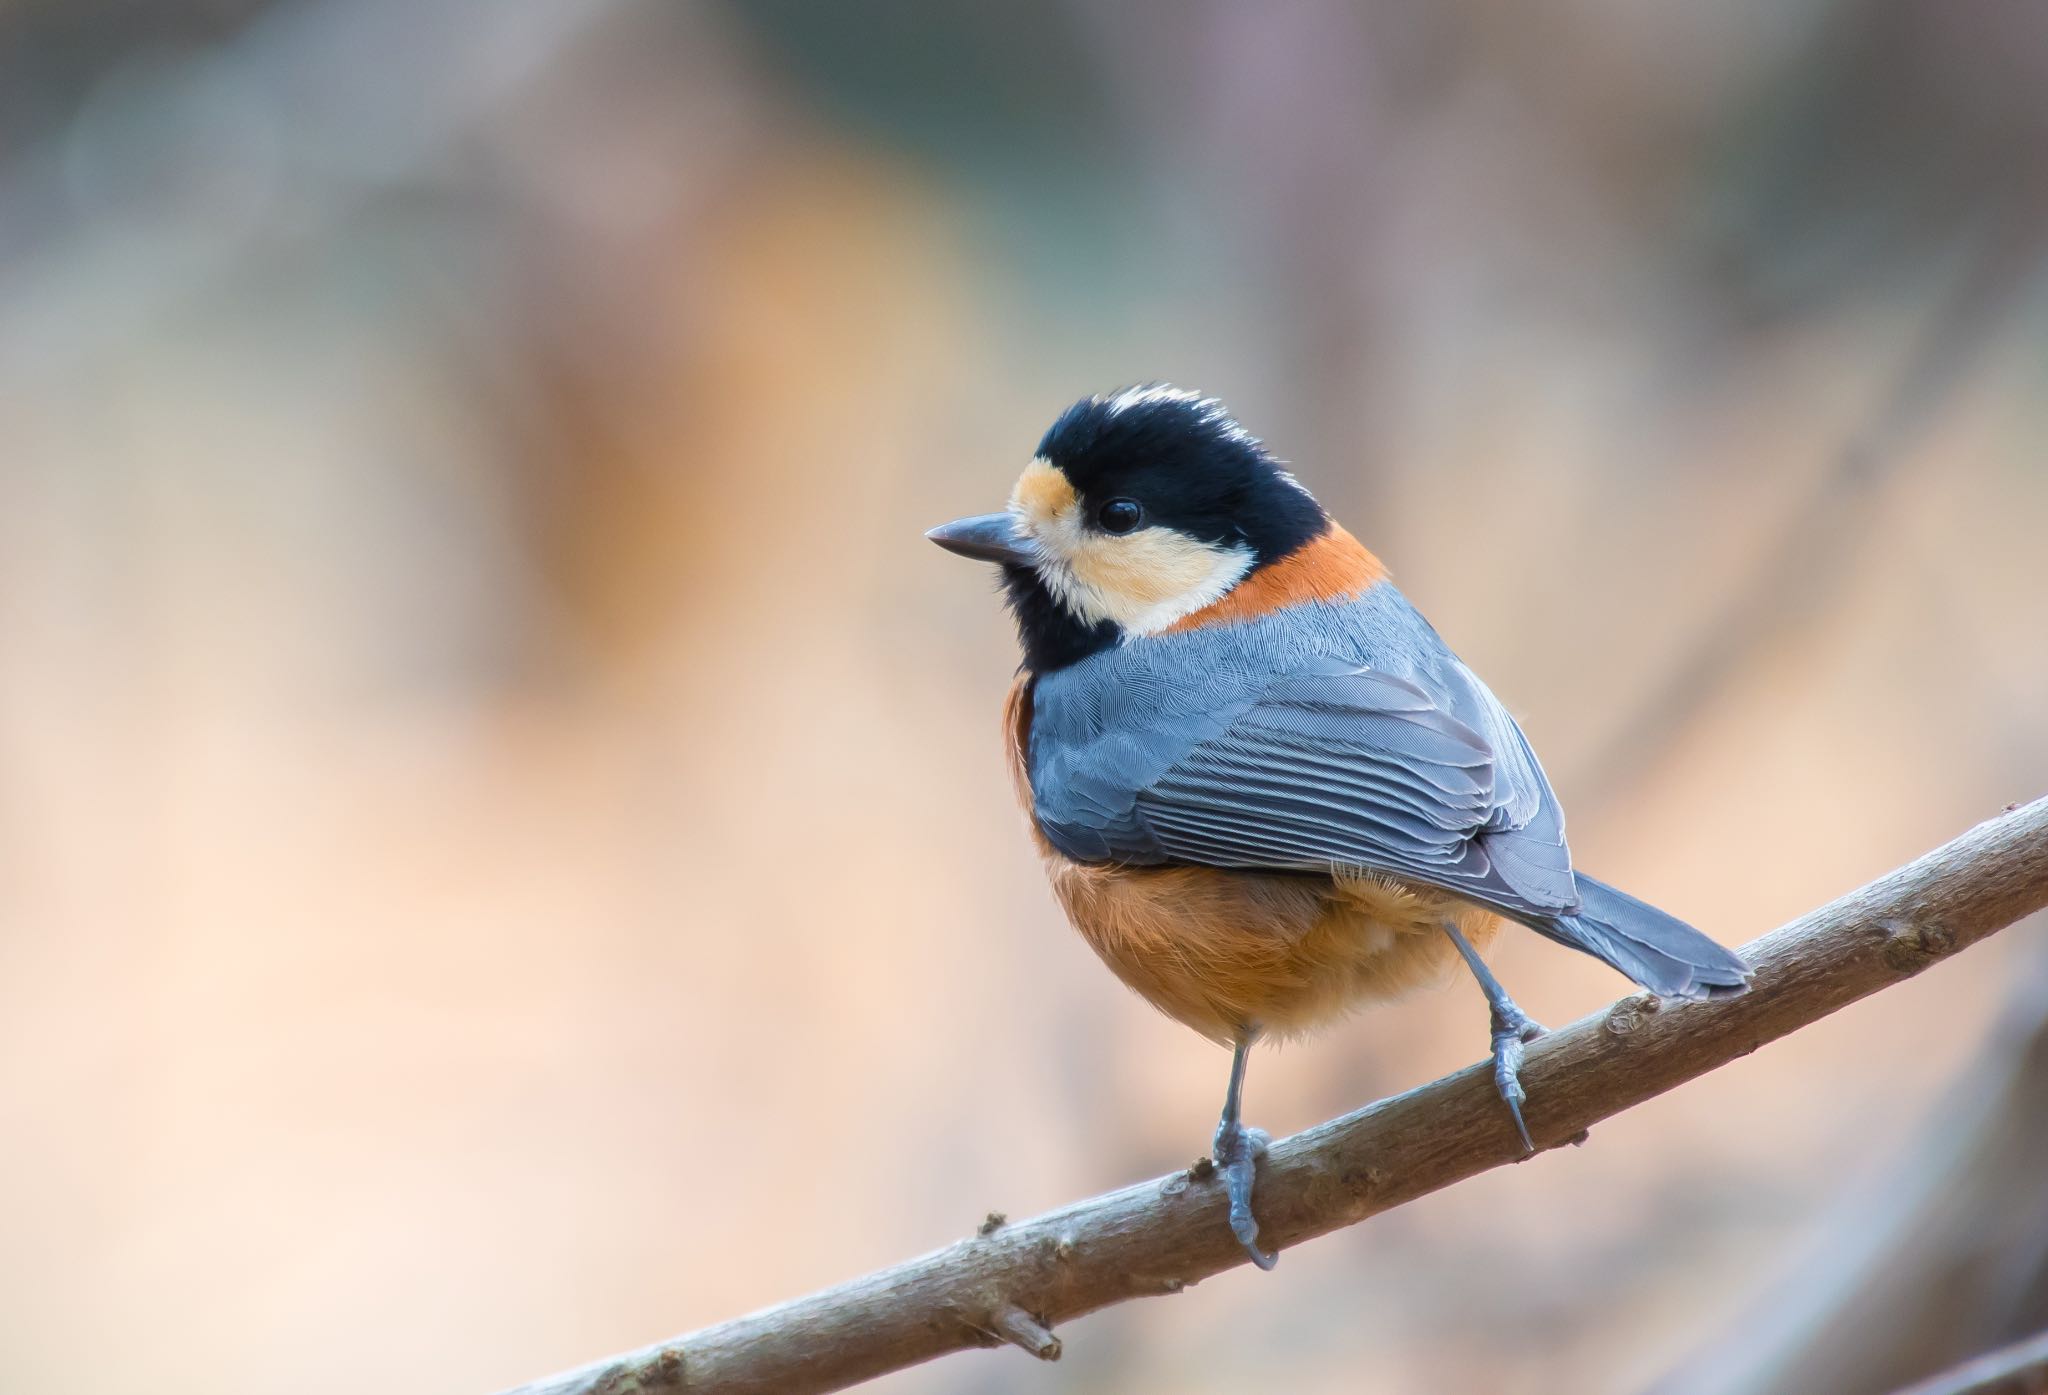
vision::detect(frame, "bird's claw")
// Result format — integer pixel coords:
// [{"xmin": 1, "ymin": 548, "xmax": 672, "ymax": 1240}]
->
[
  {"xmin": 1212, "ymin": 1120, "xmax": 1276, "ymax": 1270},
  {"xmin": 1488, "ymin": 1006, "xmax": 1547, "ymax": 1153}
]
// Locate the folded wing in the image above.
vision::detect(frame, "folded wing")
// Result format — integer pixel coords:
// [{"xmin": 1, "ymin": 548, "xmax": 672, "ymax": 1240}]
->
[{"xmin": 1127, "ymin": 664, "xmax": 1580, "ymax": 917}]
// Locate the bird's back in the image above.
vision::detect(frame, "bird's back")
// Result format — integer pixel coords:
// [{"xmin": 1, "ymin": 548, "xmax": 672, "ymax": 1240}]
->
[{"xmin": 1026, "ymin": 581, "xmax": 1580, "ymax": 915}]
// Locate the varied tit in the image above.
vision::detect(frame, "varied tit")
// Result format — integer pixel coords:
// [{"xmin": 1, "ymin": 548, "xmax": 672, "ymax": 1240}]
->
[{"xmin": 929, "ymin": 385, "xmax": 1751, "ymax": 1270}]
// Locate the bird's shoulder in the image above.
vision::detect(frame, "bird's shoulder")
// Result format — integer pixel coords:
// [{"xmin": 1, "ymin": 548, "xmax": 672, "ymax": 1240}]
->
[
  {"xmin": 1022, "ymin": 583, "xmax": 1574, "ymax": 903},
  {"xmin": 1021, "ymin": 583, "xmax": 1445, "ymax": 845},
  {"xmin": 1029, "ymin": 580, "xmax": 1448, "ymax": 740}
]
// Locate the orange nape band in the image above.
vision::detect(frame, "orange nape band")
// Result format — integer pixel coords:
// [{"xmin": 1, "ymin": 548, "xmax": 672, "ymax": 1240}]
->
[{"xmin": 1166, "ymin": 523, "xmax": 1386, "ymax": 633}]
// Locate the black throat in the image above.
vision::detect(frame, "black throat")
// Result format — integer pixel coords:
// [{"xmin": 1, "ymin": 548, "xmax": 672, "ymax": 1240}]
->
[{"xmin": 1001, "ymin": 566, "xmax": 1119, "ymax": 674}]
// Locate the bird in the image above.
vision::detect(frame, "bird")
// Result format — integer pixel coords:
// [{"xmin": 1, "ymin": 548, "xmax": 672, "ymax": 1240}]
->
[{"xmin": 927, "ymin": 385, "xmax": 1751, "ymax": 1270}]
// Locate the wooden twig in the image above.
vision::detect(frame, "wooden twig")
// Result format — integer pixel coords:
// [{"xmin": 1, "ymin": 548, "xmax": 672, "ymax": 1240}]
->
[
  {"xmin": 504, "ymin": 797, "xmax": 2048, "ymax": 1395},
  {"xmin": 1891, "ymin": 1330, "xmax": 2048, "ymax": 1395}
]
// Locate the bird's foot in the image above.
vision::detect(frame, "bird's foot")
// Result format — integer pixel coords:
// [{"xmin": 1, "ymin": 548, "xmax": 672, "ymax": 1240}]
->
[
  {"xmin": 1211, "ymin": 1118, "xmax": 1276, "ymax": 1270},
  {"xmin": 1488, "ymin": 1003, "xmax": 1548, "ymax": 1153}
]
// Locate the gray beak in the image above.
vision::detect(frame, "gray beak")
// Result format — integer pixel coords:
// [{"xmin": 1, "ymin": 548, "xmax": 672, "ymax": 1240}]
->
[{"xmin": 926, "ymin": 512, "xmax": 1035, "ymax": 567}]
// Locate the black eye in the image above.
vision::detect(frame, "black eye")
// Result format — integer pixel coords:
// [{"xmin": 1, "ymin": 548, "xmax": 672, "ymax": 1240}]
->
[{"xmin": 1098, "ymin": 498, "xmax": 1144, "ymax": 534}]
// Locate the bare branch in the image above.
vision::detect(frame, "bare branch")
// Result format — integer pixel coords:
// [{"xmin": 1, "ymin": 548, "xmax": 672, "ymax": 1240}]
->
[{"xmin": 505, "ymin": 797, "xmax": 2048, "ymax": 1395}]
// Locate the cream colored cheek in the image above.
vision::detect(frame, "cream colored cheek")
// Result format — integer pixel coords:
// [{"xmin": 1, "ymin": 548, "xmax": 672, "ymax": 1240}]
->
[
  {"xmin": 1010, "ymin": 461, "xmax": 1077, "ymax": 531},
  {"xmin": 1068, "ymin": 530, "xmax": 1225, "ymax": 607}
]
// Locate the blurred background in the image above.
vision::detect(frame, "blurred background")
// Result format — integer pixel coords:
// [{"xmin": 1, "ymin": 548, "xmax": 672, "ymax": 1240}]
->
[{"xmin": 3, "ymin": 2, "xmax": 2047, "ymax": 1393}]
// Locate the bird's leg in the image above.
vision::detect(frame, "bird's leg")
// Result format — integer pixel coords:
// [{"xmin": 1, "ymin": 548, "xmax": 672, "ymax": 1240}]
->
[
  {"xmin": 1443, "ymin": 923, "xmax": 1547, "ymax": 1153},
  {"xmin": 1212, "ymin": 1032, "xmax": 1277, "ymax": 1270}
]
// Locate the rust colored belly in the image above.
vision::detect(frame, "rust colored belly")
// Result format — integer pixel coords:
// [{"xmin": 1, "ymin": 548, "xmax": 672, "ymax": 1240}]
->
[
  {"xmin": 1001, "ymin": 673, "xmax": 1500, "ymax": 1043},
  {"xmin": 1044, "ymin": 857, "xmax": 1499, "ymax": 1042}
]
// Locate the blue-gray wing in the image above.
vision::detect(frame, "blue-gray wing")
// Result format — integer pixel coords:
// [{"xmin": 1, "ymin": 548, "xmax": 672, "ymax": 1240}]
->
[
  {"xmin": 1027, "ymin": 589, "xmax": 1580, "ymax": 918},
  {"xmin": 1125, "ymin": 662, "xmax": 1580, "ymax": 916}
]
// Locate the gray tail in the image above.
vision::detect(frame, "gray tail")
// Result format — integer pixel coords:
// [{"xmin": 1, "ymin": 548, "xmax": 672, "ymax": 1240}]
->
[{"xmin": 1524, "ymin": 874, "xmax": 1752, "ymax": 1001}]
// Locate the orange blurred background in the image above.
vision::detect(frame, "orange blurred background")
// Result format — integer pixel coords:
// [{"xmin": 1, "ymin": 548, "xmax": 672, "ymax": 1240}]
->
[{"xmin": 2, "ymin": 3, "xmax": 2046, "ymax": 1393}]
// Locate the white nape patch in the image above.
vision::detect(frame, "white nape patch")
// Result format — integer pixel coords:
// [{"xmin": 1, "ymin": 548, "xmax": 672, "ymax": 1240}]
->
[
  {"xmin": 1102, "ymin": 384, "xmax": 1256, "ymax": 446},
  {"xmin": 1268, "ymin": 464, "xmax": 1316, "ymax": 501},
  {"xmin": 1103, "ymin": 384, "xmax": 1285, "ymax": 471},
  {"xmin": 1103, "ymin": 383, "xmax": 1211, "ymax": 416}
]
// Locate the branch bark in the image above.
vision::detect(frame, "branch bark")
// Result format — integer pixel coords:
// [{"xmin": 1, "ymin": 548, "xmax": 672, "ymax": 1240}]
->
[{"xmin": 506, "ymin": 797, "xmax": 2048, "ymax": 1395}]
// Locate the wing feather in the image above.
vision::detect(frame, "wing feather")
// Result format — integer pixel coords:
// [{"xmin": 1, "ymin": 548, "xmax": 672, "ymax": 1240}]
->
[{"xmin": 1028, "ymin": 589, "xmax": 1581, "ymax": 918}]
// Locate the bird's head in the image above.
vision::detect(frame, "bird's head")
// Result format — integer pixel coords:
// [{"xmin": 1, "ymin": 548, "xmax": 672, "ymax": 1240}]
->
[{"xmin": 929, "ymin": 386, "xmax": 1349, "ymax": 671}]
